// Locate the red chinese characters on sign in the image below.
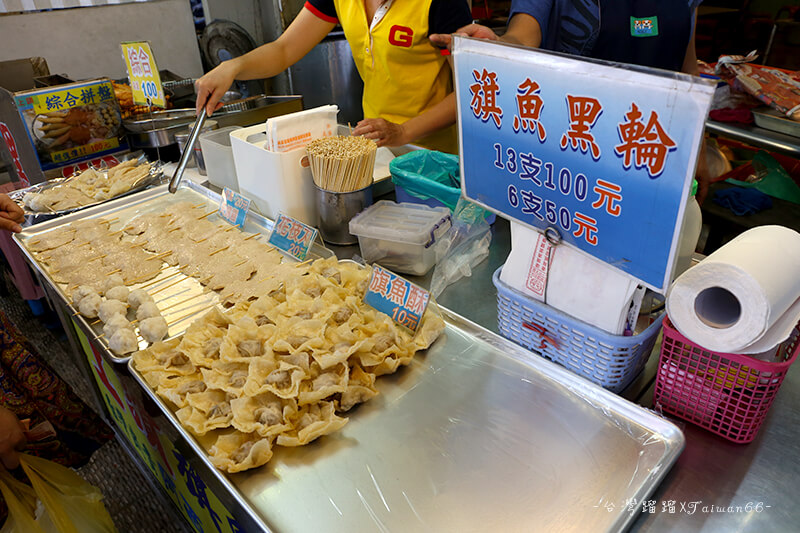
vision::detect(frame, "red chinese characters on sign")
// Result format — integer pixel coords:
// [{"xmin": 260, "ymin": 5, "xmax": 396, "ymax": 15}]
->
[
  {"xmin": 560, "ymin": 95, "xmax": 602, "ymax": 160},
  {"xmin": 0, "ymin": 122, "xmax": 30, "ymax": 186},
  {"xmin": 513, "ymin": 78, "xmax": 546, "ymax": 141},
  {"xmin": 368, "ymin": 267, "xmax": 392, "ymax": 297},
  {"xmin": 470, "ymin": 69, "xmax": 503, "ymax": 128},
  {"xmin": 128, "ymin": 47, "xmax": 153, "ymax": 77},
  {"xmin": 614, "ymin": 103, "xmax": 677, "ymax": 177},
  {"xmin": 573, "ymin": 212, "xmax": 599, "ymax": 245},
  {"xmin": 405, "ymin": 285, "xmax": 429, "ymax": 316},
  {"xmin": 387, "ymin": 278, "xmax": 408, "ymax": 306},
  {"xmin": 592, "ymin": 179, "xmax": 623, "ymax": 217}
]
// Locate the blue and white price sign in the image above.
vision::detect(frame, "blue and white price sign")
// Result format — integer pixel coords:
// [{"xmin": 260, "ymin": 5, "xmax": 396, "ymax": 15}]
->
[
  {"xmin": 364, "ymin": 265, "xmax": 430, "ymax": 333},
  {"xmin": 218, "ymin": 187, "xmax": 250, "ymax": 228},
  {"xmin": 268, "ymin": 213, "xmax": 318, "ymax": 261},
  {"xmin": 453, "ymin": 36, "xmax": 715, "ymax": 292}
]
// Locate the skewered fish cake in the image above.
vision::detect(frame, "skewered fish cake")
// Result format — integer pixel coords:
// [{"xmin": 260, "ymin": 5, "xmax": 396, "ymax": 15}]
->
[
  {"xmin": 136, "ymin": 301, "xmax": 161, "ymax": 322},
  {"xmin": 109, "ymin": 328, "xmax": 139, "ymax": 355},
  {"xmin": 105, "ymin": 285, "xmax": 129, "ymax": 302},
  {"xmin": 78, "ymin": 293, "xmax": 102, "ymax": 318},
  {"xmin": 27, "ymin": 226, "xmax": 76, "ymax": 252},
  {"xmin": 128, "ymin": 289, "xmax": 154, "ymax": 310},
  {"xmin": 139, "ymin": 316, "xmax": 168, "ymax": 343}
]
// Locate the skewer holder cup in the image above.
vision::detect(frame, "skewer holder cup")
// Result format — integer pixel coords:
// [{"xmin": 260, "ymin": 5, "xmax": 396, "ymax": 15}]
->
[{"xmin": 313, "ymin": 184, "xmax": 372, "ymax": 245}]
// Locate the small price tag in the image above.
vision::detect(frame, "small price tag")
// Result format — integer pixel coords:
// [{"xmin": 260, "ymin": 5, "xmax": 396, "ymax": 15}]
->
[
  {"xmin": 268, "ymin": 213, "xmax": 318, "ymax": 261},
  {"xmin": 218, "ymin": 188, "xmax": 250, "ymax": 228},
  {"xmin": 364, "ymin": 265, "xmax": 430, "ymax": 333},
  {"xmin": 120, "ymin": 41, "xmax": 166, "ymax": 107}
]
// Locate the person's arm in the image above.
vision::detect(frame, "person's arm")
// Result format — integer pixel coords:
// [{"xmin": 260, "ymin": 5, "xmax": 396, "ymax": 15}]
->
[
  {"xmin": 429, "ymin": 13, "xmax": 544, "ymax": 48},
  {"xmin": 0, "ymin": 193, "xmax": 24, "ymax": 233},
  {"xmin": 0, "ymin": 406, "xmax": 26, "ymax": 470},
  {"xmin": 194, "ymin": 7, "xmax": 335, "ymax": 116},
  {"xmin": 353, "ymin": 90, "xmax": 457, "ymax": 147}
]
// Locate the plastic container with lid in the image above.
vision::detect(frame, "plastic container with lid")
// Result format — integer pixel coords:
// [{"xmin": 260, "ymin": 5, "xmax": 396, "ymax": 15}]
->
[{"xmin": 348, "ymin": 201, "xmax": 452, "ymax": 276}]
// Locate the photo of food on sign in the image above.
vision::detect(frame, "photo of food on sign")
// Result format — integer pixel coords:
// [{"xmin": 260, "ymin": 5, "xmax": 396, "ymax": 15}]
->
[{"xmin": 14, "ymin": 78, "xmax": 125, "ymax": 168}]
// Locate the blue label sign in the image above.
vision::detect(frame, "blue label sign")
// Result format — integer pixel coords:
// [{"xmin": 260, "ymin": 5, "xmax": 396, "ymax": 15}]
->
[
  {"xmin": 219, "ymin": 187, "xmax": 250, "ymax": 228},
  {"xmin": 453, "ymin": 37, "xmax": 714, "ymax": 291},
  {"xmin": 364, "ymin": 265, "xmax": 430, "ymax": 333},
  {"xmin": 268, "ymin": 213, "xmax": 318, "ymax": 261}
]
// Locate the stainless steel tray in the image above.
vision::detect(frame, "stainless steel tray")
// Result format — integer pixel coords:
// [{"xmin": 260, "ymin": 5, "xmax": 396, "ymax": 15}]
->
[
  {"xmin": 8, "ymin": 152, "xmax": 165, "ymax": 224},
  {"xmin": 753, "ymin": 107, "xmax": 800, "ymax": 138},
  {"xmin": 13, "ymin": 180, "xmax": 333, "ymax": 364},
  {"xmin": 128, "ymin": 306, "xmax": 684, "ymax": 533}
]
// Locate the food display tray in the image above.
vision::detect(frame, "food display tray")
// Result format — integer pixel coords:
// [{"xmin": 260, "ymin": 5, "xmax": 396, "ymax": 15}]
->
[
  {"xmin": 128, "ymin": 307, "xmax": 684, "ymax": 533},
  {"xmin": 13, "ymin": 180, "xmax": 333, "ymax": 364},
  {"xmin": 8, "ymin": 152, "xmax": 165, "ymax": 224},
  {"xmin": 752, "ymin": 108, "xmax": 800, "ymax": 138}
]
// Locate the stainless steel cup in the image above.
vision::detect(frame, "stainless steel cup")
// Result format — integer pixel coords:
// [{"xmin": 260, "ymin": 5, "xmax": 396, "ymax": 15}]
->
[{"xmin": 314, "ymin": 184, "xmax": 373, "ymax": 245}]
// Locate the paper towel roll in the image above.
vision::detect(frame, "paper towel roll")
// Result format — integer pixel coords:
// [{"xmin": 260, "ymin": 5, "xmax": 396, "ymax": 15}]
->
[
  {"xmin": 500, "ymin": 223, "xmax": 640, "ymax": 334},
  {"xmin": 666, "ymin": 225, "xmax": 800, "ymax": 354}
]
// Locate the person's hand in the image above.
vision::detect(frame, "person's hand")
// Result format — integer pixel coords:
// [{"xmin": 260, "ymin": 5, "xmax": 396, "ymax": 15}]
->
[
  {"xmin": 194, "ymin": 60, "xmax": 240, "ymax": 117},
  {"xmin": 429, "ymin": 23, "xmax": 500, "ymax": 49},
  {"xmin": 352, "ymin": 118, "xmax": 408, "ymax": 147},
  {"xmin": 0, "ymin": 193, "xmax": 24, "ymax": 233},
  {"xmin": 0, "ymin": 406, "xmax": 26, "ymax": 470}
]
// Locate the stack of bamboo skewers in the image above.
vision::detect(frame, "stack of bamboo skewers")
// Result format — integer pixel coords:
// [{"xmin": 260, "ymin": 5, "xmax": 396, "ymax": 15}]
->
[{"xmin": 306, "ymin": 136, "xmax": 378, "ymax": 193}]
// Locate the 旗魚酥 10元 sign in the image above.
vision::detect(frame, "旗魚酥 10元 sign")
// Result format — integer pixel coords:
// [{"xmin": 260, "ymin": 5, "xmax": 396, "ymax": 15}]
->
[
  {"xmin": 453, "ymin": 36, "xmax": 715, "ymax": 292},
  {"xmin": 364, "ymin": 265, "xmax": 430, "ymax": 333},
  {"xmin": 120, "ymin": 41, "xmax": 166, "ymax": 108}
]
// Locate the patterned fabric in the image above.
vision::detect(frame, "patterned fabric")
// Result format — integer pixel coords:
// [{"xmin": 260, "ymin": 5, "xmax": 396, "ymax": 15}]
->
[{"xmin": 0, "ymin": 311, "xmax": 113, "ymax": 524}]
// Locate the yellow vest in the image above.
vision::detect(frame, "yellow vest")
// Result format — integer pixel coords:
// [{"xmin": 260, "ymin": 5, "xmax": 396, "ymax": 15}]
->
[{"xmin": 333, "ymin": 0, "xmax": 457, "ymax": 152}]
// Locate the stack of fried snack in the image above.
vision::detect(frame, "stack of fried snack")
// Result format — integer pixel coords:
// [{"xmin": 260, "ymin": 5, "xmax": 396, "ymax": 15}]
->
[
  {"xmin": 132, "ymin": 256, "xmax": 445, "ymax": 473},
  {"xmin": 113, "ymin": 81, "xmax": 171, "ymax": 118},
  {"xmin": 23, "ymin": 159, "xmax": 154, "ymax": 212}
]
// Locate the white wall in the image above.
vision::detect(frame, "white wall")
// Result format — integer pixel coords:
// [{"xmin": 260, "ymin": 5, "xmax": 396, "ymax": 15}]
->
[{"xmin": 0, "ymin": 0, "xmax": 203, "ymax": 81}]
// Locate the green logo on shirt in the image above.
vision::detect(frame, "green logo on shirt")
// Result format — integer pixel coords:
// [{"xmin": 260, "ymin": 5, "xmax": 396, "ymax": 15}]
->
[{"xmin": 630, "ymin": 16, "xmax": 659, "ymax": 37}]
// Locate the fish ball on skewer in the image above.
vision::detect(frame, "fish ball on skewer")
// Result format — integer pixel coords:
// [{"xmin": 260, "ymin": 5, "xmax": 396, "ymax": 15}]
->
[
  {"xmin": 139, "ymin": 316, "xmax": 168, "ymax": 343},
  {"xmin": 103, "ymin": 313, "xmax": 131, "ymax": 338},
  {"xmin": 98, "ymin": 299, "xmax": 128, "ymax": 323},
  {"xmin": 136, "ymin": 301, "xmax": 161, "ymax": 322},
  {"xmin": 108, "ymin": 328, "xmax": 139, "ymax": 355},
  {"xmin": 78, "ymin": 293, "xmax": 102, "ymax": 318},
  {"xmin": 103, "ymin": 274, "xmax": 125, "ymax": 293},
  {"xmin": 72, "ymin": 285, "xmax": 98, "ymax": 307},
  {"xmin": 129, "ymin": 289, "xmax": 154, "ymax": 310},
  {"xmin": 105, "ymin": 285, "xmax": 129, "ymax": 302}
]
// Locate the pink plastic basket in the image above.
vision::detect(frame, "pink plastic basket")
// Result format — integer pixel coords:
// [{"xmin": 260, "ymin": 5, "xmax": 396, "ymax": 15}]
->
[{"xmin": 653, "ymin": 317, "xmax": 799, "ymax": 443}]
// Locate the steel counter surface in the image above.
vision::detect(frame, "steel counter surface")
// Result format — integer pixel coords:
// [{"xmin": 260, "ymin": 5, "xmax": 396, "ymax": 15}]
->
[{"xmin": 130, "ymin": 306, "xmax": 683, "ymax": 533}]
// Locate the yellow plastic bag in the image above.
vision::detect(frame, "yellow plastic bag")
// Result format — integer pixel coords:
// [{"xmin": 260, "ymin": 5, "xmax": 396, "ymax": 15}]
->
[{"xmin": 0, "ymin": 454, "xmax": 117, "ymax": 533}]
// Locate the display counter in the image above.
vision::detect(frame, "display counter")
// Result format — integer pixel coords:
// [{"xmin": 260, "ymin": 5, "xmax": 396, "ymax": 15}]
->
[{"xmin": 14, "ymin": 183, "xmax": 798, "ymax": 532}]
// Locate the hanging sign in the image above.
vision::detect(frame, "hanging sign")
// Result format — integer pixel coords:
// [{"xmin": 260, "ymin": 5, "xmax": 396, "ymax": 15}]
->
[
  {"xmin": 453, "ymin": 36, "xmax": 715, "ymax": 292},
  {"xmin": 120, "ymin": 41, "xmax": 166, "ymax": 107}
]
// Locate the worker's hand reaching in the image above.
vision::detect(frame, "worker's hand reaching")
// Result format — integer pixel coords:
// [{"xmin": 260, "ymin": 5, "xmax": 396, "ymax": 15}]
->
[
  {"xmin": 0, "ymin": 193, "xmax": 24, "ymax": 233},
  {"xmin": 194, "ymin": 60, "xmax": 240, "ymax": 118},
  {"xmin": 352, "ymin": 118, "xmax": 408, "ymax": 148},
  {"xmin": 0, "ymin": 406, "xmax": 26, "ymax": 470},
  {"xmin": 429, "ymin": 24, "xmax": 500, "ymax": 49}
]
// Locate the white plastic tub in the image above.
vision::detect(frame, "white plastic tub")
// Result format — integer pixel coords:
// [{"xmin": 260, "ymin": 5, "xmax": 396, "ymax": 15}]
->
[
  {"xmin": 199, "ymin": 126, "xmax": 242, "ymax": 191},
  {"xmin": 349, "ymin": 201, "xmax": 452, "ymax": 275}
]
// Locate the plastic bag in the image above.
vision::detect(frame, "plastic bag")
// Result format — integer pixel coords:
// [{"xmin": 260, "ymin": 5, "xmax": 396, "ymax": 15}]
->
[
  {"xmin": 390, "ymin": 150, "xmax": 462, "ymax": 210},
  {"xmin": 430, "ymin": 198, "xmax": 492, "ymax": 297},
  {"xmin": 0, "ymin": 453, "xmax": 117, "ymax": 533},
  {"xmin": 726, "ymin": 151, "xmax": 800, "ymax": 204}
]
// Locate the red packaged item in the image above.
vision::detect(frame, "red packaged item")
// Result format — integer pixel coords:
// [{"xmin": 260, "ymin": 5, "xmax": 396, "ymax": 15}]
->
[{"xmin": 715, "ymin": 52, "xmax": 800, "ymax": 121}]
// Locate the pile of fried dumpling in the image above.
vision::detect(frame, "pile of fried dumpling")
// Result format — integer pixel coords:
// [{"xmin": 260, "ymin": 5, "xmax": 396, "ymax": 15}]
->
[{"xmin": 132, "ymin": 256, "xmax": 445, "ymax": 473}]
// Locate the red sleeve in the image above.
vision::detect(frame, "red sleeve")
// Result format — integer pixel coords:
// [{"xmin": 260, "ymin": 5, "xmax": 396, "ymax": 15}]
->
[{"xmin": 305, "ymin": 0, "xmax": 338, "ymax": 24}]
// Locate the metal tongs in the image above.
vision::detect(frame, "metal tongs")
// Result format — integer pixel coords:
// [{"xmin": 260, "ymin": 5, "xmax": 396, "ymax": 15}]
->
[{"xmin": 168, "ymin": 109, "xmax": 207, "ymax": 193}]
